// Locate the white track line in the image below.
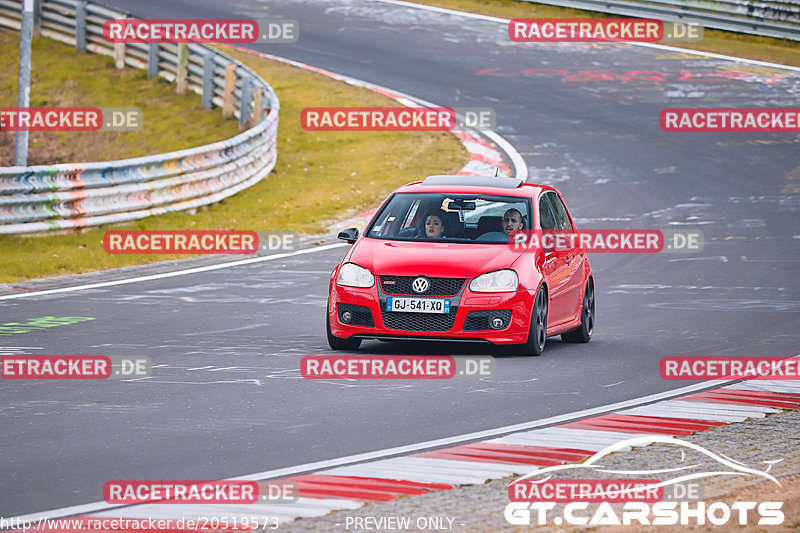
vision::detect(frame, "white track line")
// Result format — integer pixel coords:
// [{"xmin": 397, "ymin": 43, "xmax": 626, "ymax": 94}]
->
[
  {"xmin": 6, "ymin": 10, "xmax": 797, "ymax": 516},
  {"xmin": 617, "ymin": 404, "xmax": 748, "ymax": 422},
  {"xmin": 241, "ymin": 50, "xmax": 529, "ymax": 182},
  {"xmin": 369, "ymin": 0, "xmax": 800, "ymax": 73},
  {"xmin": 0, "ymin": 244, "xmax": 348, "ymax": 301},
  {"xmin": 3, "ymin": 45, "xmax": 529, "ymax": 302},
  {"xmin": 3, "ymin": 378, "xmax": 733, "ymax": 523},
  {"xmin": 11, "ymin": 355, "xmax": 800, "ymax": 523}
]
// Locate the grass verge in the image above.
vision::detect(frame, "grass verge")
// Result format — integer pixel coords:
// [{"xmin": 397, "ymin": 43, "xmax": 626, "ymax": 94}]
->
[
  {"xmin": 0, "ymin": 30, "xmax": 241, "ymax": 165},
  {"xmin": 0, "ymin": 40, "xmax": 467, "ymax": 283}
]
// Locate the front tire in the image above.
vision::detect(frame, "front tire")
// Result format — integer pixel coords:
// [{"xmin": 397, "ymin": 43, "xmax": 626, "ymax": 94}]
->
[
  {"xmin": 562, "ymin": 278, "xmax": 594, "ymax": 343},
  {"xmin": 518, "ymin": 285, "xmax": 548, "ymax": 356},
  {"xmin": 326, "ymin": 311, "xmax": 362, "ymax": 351}
]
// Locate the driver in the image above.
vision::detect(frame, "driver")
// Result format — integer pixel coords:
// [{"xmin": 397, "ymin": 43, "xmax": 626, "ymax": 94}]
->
[
  {"xmin": 476, "ymin": 208, "xmax": 525, "ymax": 241},
  {"xmin": 502, "ymin": 208, "xmax": 524, "ymax": 235}
]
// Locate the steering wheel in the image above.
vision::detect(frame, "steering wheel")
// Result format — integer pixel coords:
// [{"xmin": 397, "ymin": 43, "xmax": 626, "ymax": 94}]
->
[{"xmin": 397, "ymin": 226, "xmax": 416, "ymax": 238}]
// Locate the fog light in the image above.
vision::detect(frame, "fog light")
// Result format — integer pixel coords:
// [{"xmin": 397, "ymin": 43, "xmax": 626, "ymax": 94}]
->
[
  {"xmin": 491, "ymin": 317, "xmax": 504, "ymax": 329},
  {"xmin": 341, "ymin": 311, "xmax": 352, "ymax": 323}
]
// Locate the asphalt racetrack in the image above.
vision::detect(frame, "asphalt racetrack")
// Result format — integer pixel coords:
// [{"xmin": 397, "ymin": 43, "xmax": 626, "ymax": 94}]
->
[{"xmin": 2, "ymin": 0, "xmax": 799, "ymax": 520}]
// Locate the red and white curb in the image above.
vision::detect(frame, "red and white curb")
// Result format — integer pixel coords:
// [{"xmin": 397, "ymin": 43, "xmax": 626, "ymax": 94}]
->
[
  {"xmin": 226, "ymin": 47, "xmax": 522, "ymax": 233},
  {"xmin": 61, "ymin": 378, "xmax": 800, "ymax": 526}
]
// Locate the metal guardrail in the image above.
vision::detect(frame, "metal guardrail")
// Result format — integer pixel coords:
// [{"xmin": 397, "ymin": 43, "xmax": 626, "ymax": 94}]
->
[
  {"xmin": 518, "ymin": 0, "xmax": 800, "ymax": 40},
  {"xmin": 0, "ymin": 0, "xmax": 280, "ymax": 234}
]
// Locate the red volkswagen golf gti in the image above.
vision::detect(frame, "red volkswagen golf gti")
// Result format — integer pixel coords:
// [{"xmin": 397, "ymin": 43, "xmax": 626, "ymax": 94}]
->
[{"xmin": 327, "ymin": 175, "xmax": 594, "ymax": 355}]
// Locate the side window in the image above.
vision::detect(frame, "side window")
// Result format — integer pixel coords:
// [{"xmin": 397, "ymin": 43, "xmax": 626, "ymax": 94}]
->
[
  {"xmin": 545, "ymin": 192, "xmax": 572, "ymax": 231},
  {"xmin": 539, "ymin": 195, "xmax": 557, "ymax": 230},
  {"xmin": 547, "ymin": 193, "xmax": 573, "ymax": 231},
  {"xmin": 402, "ymin": 200, "xmax": 421, "ymax": 228},
  {"xmin": 371, "ymin": 198, "xmax": 408, "ymax": 237}
]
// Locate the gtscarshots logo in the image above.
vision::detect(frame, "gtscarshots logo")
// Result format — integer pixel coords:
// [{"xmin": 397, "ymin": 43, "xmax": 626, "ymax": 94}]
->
[{"xmin": 505, "ymin": 436, "xmax": 785, "ymax": 527}]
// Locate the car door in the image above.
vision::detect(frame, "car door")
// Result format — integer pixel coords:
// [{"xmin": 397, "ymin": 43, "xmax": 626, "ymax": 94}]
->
[
  {"xmin": 546, "ymin": 192, "xmax": 585, "ymax": 324},
  {"xmin": 537, "ymin": 193, "xmax": 571, "ymax": 327}
]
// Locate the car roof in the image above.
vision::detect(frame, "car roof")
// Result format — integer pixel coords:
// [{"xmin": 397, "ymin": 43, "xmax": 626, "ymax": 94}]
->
[{"xmin": 393, "ymin": 175, "xmax": 555, "ymax": 197}]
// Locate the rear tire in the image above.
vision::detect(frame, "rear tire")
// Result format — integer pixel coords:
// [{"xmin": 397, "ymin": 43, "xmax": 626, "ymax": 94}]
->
[
  {"xmin": 562, "ymin": 278, "xmax": 594, "ymax": 344},
  {"xmin": 518, "ymin": 285, "xmax": 548, "ymax": 356},
  {"xmin": 326, "ymin": 311, "xmax": 362, "ymax": 351}
]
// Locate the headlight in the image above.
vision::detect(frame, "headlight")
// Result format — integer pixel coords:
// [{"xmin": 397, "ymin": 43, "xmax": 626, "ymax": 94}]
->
[
  {"xmin": 469, "ymin": 270, "xmax": 518, "ymax": 293},
  {"xmin": 337, "ymin": 263, "xmax": 375, "ymax": 288}
]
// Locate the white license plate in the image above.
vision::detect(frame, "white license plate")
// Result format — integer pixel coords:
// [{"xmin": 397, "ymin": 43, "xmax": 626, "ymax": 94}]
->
[{"xmin": 387, "ymin": 297, "xmax": 451, "ymax": 314}]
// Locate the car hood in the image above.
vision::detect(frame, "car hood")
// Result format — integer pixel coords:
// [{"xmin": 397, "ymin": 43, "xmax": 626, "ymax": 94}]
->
[{"xmin": 348, "ymin": 238, "xmax": 524, "ymax": 278}]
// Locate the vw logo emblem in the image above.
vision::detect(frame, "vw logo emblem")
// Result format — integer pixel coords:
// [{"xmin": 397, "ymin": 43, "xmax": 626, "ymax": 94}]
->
[{"xmin": 412, "ymin": 277, "xmax": 429, "ymax": 294}]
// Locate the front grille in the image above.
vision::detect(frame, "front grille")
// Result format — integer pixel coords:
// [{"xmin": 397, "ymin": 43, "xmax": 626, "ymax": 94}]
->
[
  {"xmin": 381, "ymin": 310, "xmax": 456, "ymax": 332},
  {"xmin": 380, "ymin": 276, "xmax": 465, "ymax": 296},
  {"xmin": 464, "ymin": 310, "xmax": 513, "ymax": 331},
  {"xmin": 337, "ymin": 303, "xmax": 375, "ymax": 327}
]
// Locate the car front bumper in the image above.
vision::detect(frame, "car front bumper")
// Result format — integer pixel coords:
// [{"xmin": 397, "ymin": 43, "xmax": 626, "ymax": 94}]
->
[{"xmin": 328, "ymin": 283, "xmax": 536, "ymax": 345}]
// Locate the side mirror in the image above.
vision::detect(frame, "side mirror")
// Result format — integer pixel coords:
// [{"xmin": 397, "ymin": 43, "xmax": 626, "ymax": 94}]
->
[{"xmin": 338, "ymin": 227, "xmax": 359, "ymax": 244}]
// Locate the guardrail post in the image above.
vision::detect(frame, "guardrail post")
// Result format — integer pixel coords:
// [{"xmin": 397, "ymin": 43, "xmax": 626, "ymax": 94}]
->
[
  {"xmin": 201, "ymin": 53, "xmax": 214, "ymax": 109},
  {"xmin": 14, "ymin": 0, "xmax": 34, "ymax": 166},
  {"xmin": 239, "ymin": 75, "xmax": 253, "ymax": 129},
  {"xmin": 32, "ymin": 0, "xmax": 41, "ymax": 37},
  {"xmin": 223, "ymin": 64, "xmax": 236, "ymax": 117},
  {"xmin": 261, "ymin": 96, "xmax": 269, "ymax": 120},
  {"xmin": 251, "ymin": 87, "xmax": 263, "ymax": 125},
  {"xmin": 147, "ymin": 43, "xmax": 158, "ymax": 78},
  {"xmin": 114, "ymin": 15, "xmax": 126, "ymax": 68},
  {"xmin": 176, "ymin": 43, "xmax": 188, "ymax": 94},
  {"xmin": 75, "ymin": 2, "xmax": 87, "ymax": 52}
]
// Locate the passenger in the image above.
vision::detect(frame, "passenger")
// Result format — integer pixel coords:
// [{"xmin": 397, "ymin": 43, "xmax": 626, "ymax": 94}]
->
[{"xmin": 425, "ymin": 214, "xmax": 445, "ymax": 239}]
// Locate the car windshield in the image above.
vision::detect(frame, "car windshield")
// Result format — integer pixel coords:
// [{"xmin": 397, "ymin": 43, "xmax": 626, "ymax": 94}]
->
[{"xmin": 366, "ymin": 193, "xmax": 531, "ymax": 243}]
